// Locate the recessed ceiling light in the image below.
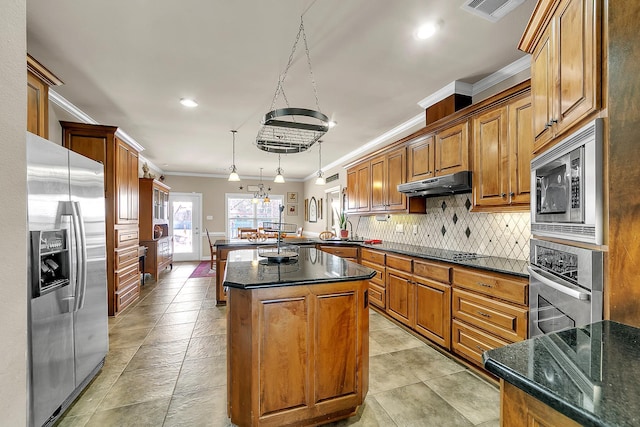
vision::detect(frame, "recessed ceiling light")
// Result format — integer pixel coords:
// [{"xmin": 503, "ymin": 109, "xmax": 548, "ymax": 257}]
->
[
  {"xmin": 180, "ymin": 98, "xmax": 198, "ymax": 108},
  {"xmin": 415, "ymin": 22, "xmax": 439, "ymax": 40}
]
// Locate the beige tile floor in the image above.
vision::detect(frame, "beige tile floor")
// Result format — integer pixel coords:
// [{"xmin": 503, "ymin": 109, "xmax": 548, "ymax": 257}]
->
[{"xmin": 56, "ymin": 262, "xmax": 500, "ymax": 427}]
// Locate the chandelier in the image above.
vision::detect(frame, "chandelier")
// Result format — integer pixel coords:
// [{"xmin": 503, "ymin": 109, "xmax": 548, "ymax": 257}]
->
[
  {"xmin": 252, "ymin": 168, "xmax": 271, "ymax": 204},
  {"xmin": 256, "ymin": 15, "xmax": 331, "ymax": 155}
]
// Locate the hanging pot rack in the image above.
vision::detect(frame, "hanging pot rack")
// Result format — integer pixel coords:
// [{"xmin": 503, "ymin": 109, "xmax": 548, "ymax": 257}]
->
[{"xmin": 255, "ymin": 15, "xmax": 330, "ymax": 154}]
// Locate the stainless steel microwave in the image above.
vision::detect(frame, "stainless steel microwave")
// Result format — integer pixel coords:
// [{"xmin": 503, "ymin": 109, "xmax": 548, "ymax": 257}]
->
[{"xmin": 531, "ymin": 119, "xmax": 603, "ymax": 245}]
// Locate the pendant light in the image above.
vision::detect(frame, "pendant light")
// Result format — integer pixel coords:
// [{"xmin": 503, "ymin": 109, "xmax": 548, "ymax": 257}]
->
[
  {"xmin": 315, "ymin": 140, "xmax": 326, "ymax": 185},
  {"xmin": 274, "ymin": 154, "xmax": 285, "ymax": 183},
  {"xmin": 252, "ymin": 168, "xmax": 271, "ymax": 204},
  {"xmin": 228, "ymin": 130, "xmax": 240, "ymax": 181}
]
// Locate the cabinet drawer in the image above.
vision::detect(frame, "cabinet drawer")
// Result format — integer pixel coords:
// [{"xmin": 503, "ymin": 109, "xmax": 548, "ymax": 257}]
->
[
  {"xmin": 361, "ymin": 248, "xmax": 385, "ymax": 265},
  {"xmin": 115, "ymin": 246, "xmax": 139, "ymax": 270},
  {"xmin": 386, "ymin": 254, "xmax": 412, "ymax": 273},
  {"xmin": 452, "ymin": 319, "xmax": 511, "ymax": 367},
  {"xmin": 452, "ymin": 288, "xmax": 528, "ymax": 342},
  {"xmin": 413, "ymin": 260, "xmax": 451, "ymax": 284},
  {"xmin": 115, "ymin": 262, "xmax": 139, "ymax": 291},
  {"xmin": 368, "ymin": 283, "xmax": 385, "ymax": 309},
  {"xmin": 116, "ymin": 281, "xmax": 139, "ymax": 313},
  {"xmin": 116, "ymin": 228, "xmax": 139, "ymax": 248},
  {"xmin": 320, "ymin": 246, "xmax": 359, "ymax": 259},
  {"xmin": 361, "ymin": 260, "xmax": 385, "ymax": 286},
  {"xmin": 453, "ymin": 267, "xmax": 528, "ymax": 305}
]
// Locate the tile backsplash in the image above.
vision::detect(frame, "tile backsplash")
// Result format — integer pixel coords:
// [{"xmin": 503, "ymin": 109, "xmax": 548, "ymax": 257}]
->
[{"xmin": 352, "ymin": 194, "xmax": 531, "ymax": 261}]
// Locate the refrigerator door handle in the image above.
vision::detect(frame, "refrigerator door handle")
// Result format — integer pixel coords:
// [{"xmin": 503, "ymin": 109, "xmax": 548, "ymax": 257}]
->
[{"xmin": 71, "ymin": 201, "xmax": 88, "ymax": 311}]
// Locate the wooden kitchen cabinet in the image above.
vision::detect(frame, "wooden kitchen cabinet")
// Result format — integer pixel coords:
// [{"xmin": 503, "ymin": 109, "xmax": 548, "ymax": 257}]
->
[
  {"xmin": 434, "ymin": 120, "xmax": 469, "ymax": 176},
  {"xmin": 319, "ymin": 245, "xmax": 359, "ymax": 262},
  {"xmin": 520, "ymin": 0, "xmax": 601, "ymax": 153},
  {"xmin": 361, "ymin": 248, "xmax": 386, "ymax": 309},
  {"xmin": 26, "ymin": 55, "xmax": 63, "ymax": 139},
  {"xmin": 370, "ymin": 147, "xmax": 409, "ymax": 212},
  {"xmin": 385, "ymin": 254, "xmax": 414, "ymax": 326},
  {"xmin": 452, "ymin": 266, "xmax": 528, "ymax": 367},
  {"xmin": 139, "ymin": 178, "xmax": 173, "ymax": 280},
  {"xmin": 61, "ymin": 121, "xmax": 140, "ymax": 316},
  {"xmin": 139, "ymin": 237, "xmax": 173, "ymax": 281},
  {"xmin": 472, "ymin": 90, "xmax": 532, "ymax": 211},
  {"xmin": 413, "ymin": 260, "xmax": 452, "ymax": 349},
  {"xmin": 407, "ymin": 133, "xmax": 436, "ymax": 182},
  {"xmin": 346, "ymin": 161, "xmax": 370, "ymax": 213}
]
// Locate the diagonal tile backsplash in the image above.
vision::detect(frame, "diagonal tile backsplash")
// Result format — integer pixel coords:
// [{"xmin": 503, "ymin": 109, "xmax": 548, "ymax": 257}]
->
[{"xmin": 353, "ymin": 194, "xmax": 531, "ymax": 261}]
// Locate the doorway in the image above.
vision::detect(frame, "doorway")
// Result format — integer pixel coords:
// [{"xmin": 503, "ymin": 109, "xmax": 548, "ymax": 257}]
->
[
  {"xmin": 169, "ymin": 192, "xmax": 202, "ymax": 262},
  {"xmin": 325, "ymin": 186, "xmax": 341, "ymax": 235}
]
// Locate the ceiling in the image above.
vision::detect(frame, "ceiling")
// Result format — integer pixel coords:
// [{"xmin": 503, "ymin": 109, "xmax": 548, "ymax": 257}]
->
[{"xmin": 26, "ymin": 0, "xmax": 535, "ymax": 181}]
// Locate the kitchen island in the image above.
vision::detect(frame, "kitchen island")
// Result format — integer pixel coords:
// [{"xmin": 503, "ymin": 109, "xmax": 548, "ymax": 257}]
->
[
  {"xmin": 224, "ymin": 247, "xmax": 375, "ymax": 427},
  {"xmin": 483, "ymin": 321, "xmax": 640, "ymax": 427}
]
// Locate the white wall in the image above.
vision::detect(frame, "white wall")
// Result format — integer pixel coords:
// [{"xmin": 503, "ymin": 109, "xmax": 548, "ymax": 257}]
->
[{"xmin": 0, "ymin": 0, "xmax": 28, "ymax": 424}]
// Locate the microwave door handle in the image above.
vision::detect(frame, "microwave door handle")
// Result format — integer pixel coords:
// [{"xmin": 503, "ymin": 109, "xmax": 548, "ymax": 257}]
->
[
  {"xmin": 527, "ymin": 266, "xmax": 590, "ymax": 301},
  {"xmin": 71, "ymin": 201, "xmax": 88, "ymax": 311}
]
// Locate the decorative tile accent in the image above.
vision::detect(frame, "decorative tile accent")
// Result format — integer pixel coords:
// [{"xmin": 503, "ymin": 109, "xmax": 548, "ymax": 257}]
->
[{"xmin": 354, "ymin": 194, "xmax": 531, "ymax": 261}]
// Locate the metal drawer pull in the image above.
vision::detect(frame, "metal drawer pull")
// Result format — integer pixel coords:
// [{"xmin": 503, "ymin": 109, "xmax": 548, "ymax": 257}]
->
[
  {"xmin": 476, "ymin": 345, "xmax": 485, "ymax": 352},
  {"xmin": 477, "ymin": 311, "xmax": 491, "ymax": 318},
  {"xmin": 477, "ymin": 282, "xmax": 493, "ymax": 288}
]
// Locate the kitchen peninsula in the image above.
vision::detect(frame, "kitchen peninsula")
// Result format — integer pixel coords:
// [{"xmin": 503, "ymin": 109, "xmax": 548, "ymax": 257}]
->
[{"xmin": 224, "ymin": 247, "xmax": 375, "ymax": 427}]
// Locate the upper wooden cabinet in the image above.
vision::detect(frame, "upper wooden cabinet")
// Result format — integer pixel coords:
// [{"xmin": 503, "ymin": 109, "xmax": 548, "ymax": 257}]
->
[
  {"xmin": 407, "ymin": 134, "xmax": 435, "ymax": 182},
  {"xmin": 435, "ymin": 121, "xmax": 469, "ymax": 176},
  {"xmin": 371, "ymin": 147, "xmax": 408, "ymax": 212},
  {"xmin": 472, "ymin": 93, "xmax": 533, "ymax": 211},
  {"xmin": 26, "ymin": 55, "xmax": 63, "ymax": 139},
  {"xmin": 520, "ymin": 0, "xmax": 601, "ymax": 153},
  {"xmin": 346, "ymin": 161, "xmax": 370, "ymax": 212},
  {"xmin": 139, "ymin": 178, "xmax": 170, "ymax": 240},
  {"xmin": 115, "ymin": 138, "xmax": 139, "ymax": 224}
]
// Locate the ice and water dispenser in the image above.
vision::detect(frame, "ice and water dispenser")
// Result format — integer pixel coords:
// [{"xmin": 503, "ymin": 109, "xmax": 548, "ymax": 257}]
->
[{"xmin": 31, "ymin": 229, "xmax": 70, "ymax": 297}]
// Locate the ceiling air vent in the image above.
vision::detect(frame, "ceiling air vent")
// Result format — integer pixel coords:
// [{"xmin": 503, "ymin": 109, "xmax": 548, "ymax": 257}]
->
[{"xmin": 461, "ymin": 0, "xmax": 526, "ymax": 22}]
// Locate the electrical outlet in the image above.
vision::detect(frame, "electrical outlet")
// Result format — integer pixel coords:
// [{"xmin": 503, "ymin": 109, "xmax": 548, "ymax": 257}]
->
[
  {"xmin": 413, "ymin": 225, "xmax": 418, "ymax": 235},
  {"xmin": 206, "ymin": 215, "xmax": 213, "ymax": 220},
  {"xmin": 395, "ymin": 224, "xmax": 404, "ymax": 233}
]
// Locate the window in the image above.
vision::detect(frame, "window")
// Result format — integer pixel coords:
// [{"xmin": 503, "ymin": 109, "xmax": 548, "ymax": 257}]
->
[{"xmin": 226, "ymin": 194, "xmax": 284, "ymax": 238}]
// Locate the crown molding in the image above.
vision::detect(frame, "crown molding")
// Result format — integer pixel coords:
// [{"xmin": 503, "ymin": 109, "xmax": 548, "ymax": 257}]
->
[
  {"xmin": 304, "ymin": 112, "xmax": 424, "ymax": 182},
  {"xmin": 471, "ymin": 55, "xmax": 531, "ymax": 96},
  {"xmin": 163, "ymin": 171, "xmax": 305, "ymax": 182},
  {"xmin": 48, "ymin": 89, "xmax": 145, "ymax": 153},
  {"xmin": 417, "ymin": 81, "xmax": 473, "ymax": 109}
]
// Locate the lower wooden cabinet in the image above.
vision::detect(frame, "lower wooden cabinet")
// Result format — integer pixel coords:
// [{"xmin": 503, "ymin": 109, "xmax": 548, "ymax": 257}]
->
[
  {"xmin": 414, "ymin": 277, "xmax": 451, "ymax": 349},
  {"xmin": 319, "ymin": 245, "xmax": 359, "ymax": 262},
  {"xmin": 140, "ymin": 236, "xmax": 173, "ymax": 280},
  {"xmin": 452, "ymin": 319, "xmax": 511, "ymax": 367},
  {"xmin": 227, "ymin": 280, "xmax": 369, "ymax": 427},
  {"xmin": 501, "ymin": 380, "xmax": 582, "ymax": 427},
  {"xmin": 361, "ymin": 260, "xmax": 385, "ymax": 309},
  {"xmin": 386, "ymin": 267, "xmax": 414, "ymax": 326}
]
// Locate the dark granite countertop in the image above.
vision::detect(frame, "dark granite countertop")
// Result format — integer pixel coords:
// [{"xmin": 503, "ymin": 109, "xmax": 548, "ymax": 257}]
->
[
  {"xmin": 223, "ymin": 248, "xmax": 376, "ymax": 290},
  {"xmin": 214, "ymin": 239, "xmax": 528, "ymax": 277},
  {"xmin": 483, "ymin": 321, "xmax": 640, "ymax": 427}
]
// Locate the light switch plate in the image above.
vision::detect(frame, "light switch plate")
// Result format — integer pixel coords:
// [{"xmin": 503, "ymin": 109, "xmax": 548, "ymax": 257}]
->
[
  {"xmin": 395, "ymin": 224, "xmax": 404, "ymax": 233},
  {"xmin": 206, "ymin": 215, "xmax": 213, "ymax": 220},
  {"xmin": 413, "ymin": 225, "xmax": 418, "ymax": 235}
]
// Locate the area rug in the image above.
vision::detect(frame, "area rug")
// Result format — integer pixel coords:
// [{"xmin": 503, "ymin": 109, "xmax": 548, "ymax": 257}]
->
[{"xmin": 189, "ymin": 261, "xmax": 216, "ymax": 278}]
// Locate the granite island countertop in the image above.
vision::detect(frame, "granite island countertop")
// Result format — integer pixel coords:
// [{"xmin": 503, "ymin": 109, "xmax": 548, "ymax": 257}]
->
[
  {"xmin": 483, "ymin": 321, "xmax": 640, "ymax": 427},
  {"xmin": 222, "ymin": 247, "xmax": 376, "ymax": 289},
  {"xmin": 214, "ymin": 239, "xmax": 529, "ymax": 278}
]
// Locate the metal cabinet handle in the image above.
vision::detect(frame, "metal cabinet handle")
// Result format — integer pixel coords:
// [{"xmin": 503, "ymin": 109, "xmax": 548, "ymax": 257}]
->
[
  {"xmin": 476, "ymin": 345, "xmax": 485, "ymax": 352},
  {"xmin": 509, "ymin": 192, "xmax": 515, "ymax": 197},
  {"xmin": 501, "ymin": 193, "xmax": 506, "ymax": 198},
  {"xmin": 477, "ymin": 311, "xmax": 491, "ymax": 318},
  {"xmin": 478, "ymin": 282, "xmax": 493, "ymax": 288}
]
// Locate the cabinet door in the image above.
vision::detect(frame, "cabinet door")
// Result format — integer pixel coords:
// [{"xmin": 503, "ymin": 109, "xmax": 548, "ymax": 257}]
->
[
  {"xmin": 346, "ymin": 168, "xmax": 358, "ymax": 212},
  {"xmin": 386, "ymin": 268, "xmax": 414, "ymax": 326},
  {"xmin": 531, "ymin": 23, "xmax": 554, "ymax": 150},
  {"xmin": 473, "ymin": 106, "xmax": 509, "ymax": 208},
  {"xmin": 435, "ymin": 121, "xmax": 469, "ymax": 176},
  {"xmin": 356, "ymin": 162, "xmax": 370, "ymax": 212},
  {"xmin": 370, "ymin": 155, "xmax": 386, "ymax": 211},
  {"xmin": 508, "ymin": 97, "xmax": 533, "ymax": 206},
  {"xmin": 116, "ymin": 142, "xmax": 131, "ymax": 224},
  {"xmin": 128, "ymin": 149, "xmax": 139, "ymax": 221},
  {"xmin": 414, "ymin": 277, "xmax": 451, "ymax": 349},
  {"xmin": 554, "ymin": 0, "xmax": 599, "ymax": 137},
  {"xmin": 407, "ymin": 134, "xmax": 435, "ymax": 182},
  {"xmin": 27, "ymin": 71, "xmax": 49, "ymax": 139},
  {"xmin": 385, "ymin": 147, "xmax": 407, "ymax": 211}
]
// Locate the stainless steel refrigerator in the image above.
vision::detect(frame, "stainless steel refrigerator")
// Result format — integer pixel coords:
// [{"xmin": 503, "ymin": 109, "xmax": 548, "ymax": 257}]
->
[{"xmin": 27, "ymin": 132, "xmax": 109, "ymax": 427}]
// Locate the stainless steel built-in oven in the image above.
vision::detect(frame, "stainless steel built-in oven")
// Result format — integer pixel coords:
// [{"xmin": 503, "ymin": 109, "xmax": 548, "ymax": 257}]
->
[
  {"xmin": 528, "ymin": 239, "xmax": 603, "ymax": 337},
  {"xmin": 531, "ymin": 119, "xmax": 603, "ymax": 244}
]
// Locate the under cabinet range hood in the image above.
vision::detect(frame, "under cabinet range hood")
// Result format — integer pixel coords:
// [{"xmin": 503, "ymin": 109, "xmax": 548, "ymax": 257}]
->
[{"xmin": 397, "ymin": 171, "xmax": 472, "ymax": 197}]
